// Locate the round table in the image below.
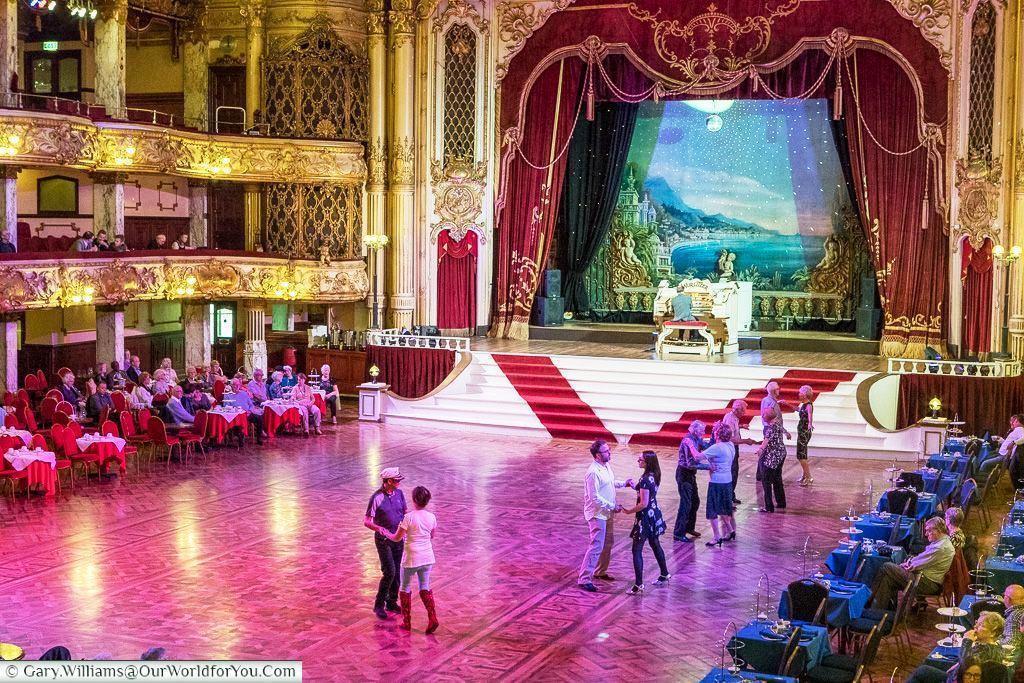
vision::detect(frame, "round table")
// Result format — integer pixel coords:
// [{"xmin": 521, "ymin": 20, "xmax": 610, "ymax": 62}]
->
[{"xmin": 206, "ymin": 410, "xmax": 249, "ymax": 444}]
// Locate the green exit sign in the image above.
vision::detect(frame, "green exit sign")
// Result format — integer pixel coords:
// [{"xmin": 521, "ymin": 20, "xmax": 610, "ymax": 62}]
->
[{"xmin": 42, "ymin": 41, "xmax": 59, "ymax": 52}]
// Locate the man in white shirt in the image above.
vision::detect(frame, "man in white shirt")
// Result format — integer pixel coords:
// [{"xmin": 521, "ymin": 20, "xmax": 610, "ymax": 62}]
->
[
  {"xmin": 760, "ymin": 381, "xmax": 788, "ymax": 423},
  {"xmin": 998, "ymin": 414, "xmax": 1024, "ymax": 458},
  {"xmin": 870, "ymin": 516, "xmax": 954, "ymax": 610},
  {"xmin": 579, "ymin": 439, "xmax": 625, "ymax": 592},
  {"xmin": 721, "ymin": 400, "xmax": 756, "ymax": 504}
]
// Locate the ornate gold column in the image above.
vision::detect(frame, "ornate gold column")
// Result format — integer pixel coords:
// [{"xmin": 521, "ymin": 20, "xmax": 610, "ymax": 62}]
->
[
  {"xmin": 188, "ymin": 179, "xmax": 208, "ymax": 248},
  {"xmin": 240, "ymin": 0, "xmax": 266, "ymax": 128},
  {"xmin": 95, "ymin": 304, "xmax": 125, "ymax": 371},
  {"xmin": 92, "ymin": 172, "xmax": 126, "ymax": 239},
  {"xmin": 243, "ymin": 183, "xmax": 262, "ymax": 250},
  {"xmin": 0, "ymin": 0, "xmax": 16, "ymax": 103},
  {"xmin": 95, "ymin": 0, "xmax": 128, "ymax": 115},
  {"xmin": 182, "ymin": 10, "xmax": 210, "ymax": 131},
  {"xmin": 367, "ymin": 0, "xmax": 388, "ymax": 327},
  {"xmin": 243, "ymin": 301, "xmax": 267, "ymax": 374},
  {"xmin": 386, "ymin": 0, "xmax": 416, "ymax": 329},
  {"xmin": 1009, "ymin": 0, "xmax": 1024, "ymax": 359}
]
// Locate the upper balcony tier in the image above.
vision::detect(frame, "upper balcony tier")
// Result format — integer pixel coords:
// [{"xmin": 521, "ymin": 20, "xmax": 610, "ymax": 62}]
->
[
  {"xmin": 0, "ymin": 98, "xmax": 366, "ymax": 184},
  {"xmin": 0, "ymin": 249, "xmax": 368, "ymax": 311}
]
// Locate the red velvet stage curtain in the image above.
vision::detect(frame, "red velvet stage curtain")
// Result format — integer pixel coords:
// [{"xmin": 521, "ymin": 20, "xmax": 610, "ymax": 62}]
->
[
  {"xmin": 896, "ymin": 374, "xmax": 1024, "ymax": 434},
  {"xmin": 961, "ymin": 238, "xmax": 994, "ymax": 356},
  {"xmin": 365, "ymin": 346, "xmax": 456, "ymax": 399},
  {"xmin": 490, "ymin": 59, "xmax": 586, "ymax": 340},
  {"xmin": 437, "ymin": 230, "xmax": 478, "ymax": 332}
]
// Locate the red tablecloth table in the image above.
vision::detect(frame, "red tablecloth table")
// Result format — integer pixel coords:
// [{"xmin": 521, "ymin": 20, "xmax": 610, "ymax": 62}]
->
[
  {"xmin": 5, "ymin": 448, "xmax": 57, "ymax": 497},
  {"xmin": 206, "ymin": 409, "xmax": 249, "ymax": 443},
  {"xmin": 314, "ymin": 394, "xmax": 327, "ymax": 417},
  {"xmin": 76, "ymin": 436, "xmax": 127, "ymax": 474},
  {"xmin": 262, "ymin": 402, "xmax": 303, "ymax": 439}
]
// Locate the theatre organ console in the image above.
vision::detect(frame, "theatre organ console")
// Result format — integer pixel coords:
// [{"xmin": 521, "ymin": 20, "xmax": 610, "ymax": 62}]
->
[{"xmin": 654, "ymin": 279, "xmax": 742, "ymax": 358}]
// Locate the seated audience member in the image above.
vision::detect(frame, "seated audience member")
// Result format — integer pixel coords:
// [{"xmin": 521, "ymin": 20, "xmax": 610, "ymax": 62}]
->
[
  {"xmin": 1002, "ymin": 584, "xmax": 1024, "ymax": 661},
  {"xmin": 70, "ymin": 231, "xmax": 97, "ymax": 252},
  {"xmin": 247, "ymin": 369, "xmax": 268, "ymax": 405},
  {"xmin": 268, "ymin": 371, "xmax": 285, "ymax": 400},
  {"xmin": 93, "ymin": 362, "xmax": 110, "ymax": 387},
  {"xmin": 93, "ymin": 230, "xmax": 110, "ymax": 250},
  {"xmin": 162, "ymin": 386, "xmax": 194, "ymax": 425},
  {"xmin": 907, "ymin": 612, "xmax": 1007, "ymax": 682},
  {"xmin": 291, "ymin": 373, "xmax": 322, "ymax": 436},
  {"xmin": 158, "ymin": 357, "xmax": 179, "ymax": 384},
  {"xmin": 152, "ymin": 369, "xmax": 172, "ymax": 397},
  {"xmin": 229, "ymin": 377, "xmax": 264, "ymax": 445},
  {"xmin": 183, "ymin": 386, "xmax": 212, "ymax": 416},
  {"xmin": 107, "ymin": 361, "xmax": 128, "ymax": 388},
  {"xmin": 317, "ymin": 364, "xmax": 340, "ymax": 424},
  {"xmin": 871, "ymin": 516, "xmax": 954, "ymax": 611},
  {"xmin": 126, "ymin": 355, "xmax": 143, "ymax": 383},
  {"xmin": 112, "ymin": 234, "xmax": 128, "ymax": 252},
  {"xmin": 210, "ymin": 360, "xmax": 226, "ymax": 381},
  {"xmin": 997, "ymin": 414, "xmax": 1024, "ymax": 459},
  {"xmin": 171, "ymin": 233, "xmax": 193, "ymax": 250},
  {"xmin": 280, "ymin": 365, "xmax": 297, "ymax": 388},
  {"xmin": 131, "ymin": 372, "xmax": 154, "ymax": 409},
  {"xmin": 146, "ymin": 233, "xmax": 168, "ymax": 249},
  {"xmin": 58, "ymin": 371, "xmax": 84, "ymax": 406},
  {"xmin": 0, "ymin": 230, "xmax": 16, "ymax": 253},
  {"xmin": 86, "ymin": 382, "xmax": 114, "ymax": 421}
]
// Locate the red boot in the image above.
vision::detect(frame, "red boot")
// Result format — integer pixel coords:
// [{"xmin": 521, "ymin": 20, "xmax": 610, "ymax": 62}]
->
[
  {"xmin": 399, "ymin": 591, "xmax": 412, "ymax": 630},
  {"xmin": 420, "ymin": 589, "xmax": 439, "ymax": 634}
]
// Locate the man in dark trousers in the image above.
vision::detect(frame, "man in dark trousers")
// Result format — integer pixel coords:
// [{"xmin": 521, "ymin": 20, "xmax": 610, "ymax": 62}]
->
[{"xmin": 363, "ymin": 467, "xmax": 407, "ymax": 620}]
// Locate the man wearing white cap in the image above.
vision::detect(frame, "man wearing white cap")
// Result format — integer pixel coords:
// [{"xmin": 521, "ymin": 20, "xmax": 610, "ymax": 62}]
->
[{"xmin": 364, "ymin": 467, "xmax": 408, "ymax": 620}]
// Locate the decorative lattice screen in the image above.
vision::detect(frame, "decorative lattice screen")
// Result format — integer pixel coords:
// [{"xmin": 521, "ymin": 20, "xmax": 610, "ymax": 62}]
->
[
  {"xmin": 265, "ymin": 184, "xmax": 362, "ymax": 260},
  {"xmin": 263, "ymin": 22, "xmax": 368, "ymax": 141},
  {"xmin": 443, "ymin": 23, "xmax": 477, "ymax": 162},
  {"xmin": 967, "ymin": 0, "xmax": 996, "ymax": 161}
]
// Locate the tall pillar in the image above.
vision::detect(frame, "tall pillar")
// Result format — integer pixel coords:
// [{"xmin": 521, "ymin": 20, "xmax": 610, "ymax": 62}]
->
[
  {"xmin": 0, "ymin": 0, "xmax": 17, "ymax": 104},
  {"xmin": 188, "ymin": 180, "xmax": 208, "ymax": 247},
  {"xmin": 95, "ymin": 0, "xmax": 128, "ymax": 115},
  {"xmin": 182, "ymin": 13, "xmax": 210, "ymax": 131},
  {"xmin": 0, "ymin": 166, "xmax": 16, "ymax": 250},
  {"xmin": 92, "ymin": 172, "xmax": 126, "ymax": 239},
  {"xmin": 367, "ymin": 0, "xmax": 388, "ymax": 328},
  {"xmin": 182, "ymin": 303, "xmax": 212, "ymax": 371},
  {"xmin": 243, "ymin": 302, "xmax": 267, "ymax": 374},
  {"xmin": 1009, "ymin": 2, "xmax": 1024, "ymax": 359},
  {"xmin": 95, "ymin": 305, "xmax": 125, "ymax": 369},
  {"xmin": 243, "ymin": 183, "xmax": 262, "ymax": 250},
  {"xmin": 240, "ymin": 0, "xmax": 266, "ymax": 127},
  {"xmin": 0, "ymin": 316, "xmax": 17, "ymax": 393},
  {"xmin": 386, "ymin": 1, "xmax": 416, "ymax": 329}
]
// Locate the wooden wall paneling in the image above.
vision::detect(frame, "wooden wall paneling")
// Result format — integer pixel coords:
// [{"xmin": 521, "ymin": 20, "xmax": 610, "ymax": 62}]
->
[{"xmin": 123, "ymin": 216, "xmax": 190, "ymax": 249}]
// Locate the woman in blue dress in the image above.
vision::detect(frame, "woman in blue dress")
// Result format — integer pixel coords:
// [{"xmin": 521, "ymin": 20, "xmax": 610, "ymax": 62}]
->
[{"xmin": 622, "ymin": 451, "xmax": 670, "ymax": 595}]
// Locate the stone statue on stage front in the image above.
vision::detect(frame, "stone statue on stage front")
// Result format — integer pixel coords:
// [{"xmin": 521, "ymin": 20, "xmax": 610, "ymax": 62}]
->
[{"xmin": 716, "ymin": 249, "xmax": 737, "ymax": 282}]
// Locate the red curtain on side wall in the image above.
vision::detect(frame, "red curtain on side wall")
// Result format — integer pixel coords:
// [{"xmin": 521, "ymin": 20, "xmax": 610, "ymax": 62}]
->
[
  {"xmin": 897, "ymin": 374, "xmax": 1024, "ymax": 434},
  {"xmin": 437, "ymin": 230, "xmax": 478, "ymax": 332},
  {"xmin": 365, "ymin": 346, "xmax": 456, "ymax": 399},
  {"xmin": 489, "ymin": 59, "xmax": 585, "ymax": 340},
  {"xmin": 961, "ymin": 238, "xmax": 994, "ymax": 356}
]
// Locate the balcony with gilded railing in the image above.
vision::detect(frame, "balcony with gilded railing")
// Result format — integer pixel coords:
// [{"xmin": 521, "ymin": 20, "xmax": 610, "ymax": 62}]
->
[
  {"xmin": 0, "ymin": 94, "xmax": 365, "ymax": 184},
  {"xmin": 0, "ymin": 249, "xmax": 368, "ymax": 311}
]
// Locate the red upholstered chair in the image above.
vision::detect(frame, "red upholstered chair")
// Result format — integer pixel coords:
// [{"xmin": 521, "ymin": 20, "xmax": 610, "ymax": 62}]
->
[
  {"xmin": 35, "ymin": 370, "xmax": 46, "ymax": 388},
  {"xmin": 39, "ymin": 397, "xmax": 58, "ymax": 426},
  {"xmin": 212, "ymin": 380, "xmax": 226, "ymax": 403},
  {"xmin": 53, "ymin": 411, "xmax": 71, "ymax": 427},
  {"xmin": 66, "ymin": 421, "xmax": 83, "ymax": 438},
  {"xmin": 23, "ymin": 374, "xmax": 38, "ymax": 392},
  {"xmin": 147, "ymin": 416, "xmax": 182, "ymax": 470},
  {"xmin": 36, "ymin": 432, "xmax": 72, "ymax": 492},
  {"xmin": 111, "ymin": 391, "xmax": 128, "ymax": 413},
  {"xmin": 2, "ymin": 391, "xmax": 14, "ymax": 407},
  {"xmin": 178, "ymin": 410, "xmax": 208, "ymax": 463},
  {"xmin": 138, "ymin": 408, "xmax": 152, "ymax": 427},
  {"xmin": 120, "ymin": 410, "xmax": 152, "ymax": 467},
  {"xmin": 55, "ymin": 401, "xmax": 74, "ymax": 416},
  {"xmin": 0, "ymin": 461, "xmax": 27, "ymax": 498},
  {"xmin": 3, "ymin": 413, "xmax": 17, "ymax": 428},
  {"xmin": 49, "ymin": 423, "xmax": 65, "ymax": 453},
  {"xmin": 63, "ymin": 428, "xmax": 100, "ymax": 482},
  {"xmin": 100, "ymin": 419, "xmax": 137, "ymax": 474},
  {"xmin": 45, "ymin": 389, "xmax": 63, "ymax": 402},
  {"xmin": 16, "ymin": 388, "xmax": 30, "ymax": 407},
  {"xmin": 56, "ymin": 366, "xmax": 71, "ymax": 378}
]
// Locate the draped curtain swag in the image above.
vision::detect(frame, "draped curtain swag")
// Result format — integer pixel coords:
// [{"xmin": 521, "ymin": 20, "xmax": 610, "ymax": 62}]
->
[
  {"xmin": 490, "ymin": 1, "xmax": 950, "ymax": 357},
  {"xmin": 960, "ymin": 238, "xmax": 994, "ymax": 356},
  {"xmin": 437, "ymin": 230, "xmax": 478, "ymax": 332}
]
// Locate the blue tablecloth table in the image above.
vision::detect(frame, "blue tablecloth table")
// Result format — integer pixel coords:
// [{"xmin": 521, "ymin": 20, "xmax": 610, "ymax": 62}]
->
[
  {"xmin": 984, "ymin": 556, "xmax": 1024, "ymax": 594},
  {"xmin": 926, "ymin": 453, "xmax": 969, "ymax": 473},
  {"xmin": 854, "ymin": 513, "xmax": 915, "ymax": 542},
  {"xmin": 778, "ymin": 580, "xmax": 871, "ymax": 628},
  {"xmin": 918, "ymin": 469, "xmax": 960, "ymax": 501},
  {"xmin": 877, "ymin": 491, "xmax": 938, "ymax": 520},
  {"xmin": 999, "ymin": 524, "xmax": 1024, "ymax": 556},
  {"xmin": 826, "ymin": 545, "xmax": 906, "ymax": 587},
  {"xmin": 697, "ymin": 669, "xmax": 797, "ymax": 683},
  {"xmin": 729, "ymin": 621, "xmax": 831, "ymax": 675}
]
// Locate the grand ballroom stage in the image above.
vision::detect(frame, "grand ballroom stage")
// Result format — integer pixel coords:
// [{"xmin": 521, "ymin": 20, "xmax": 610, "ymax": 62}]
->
[{"xmin": 0, "ymin": 410, "xmax": 997, "ymax": 681}]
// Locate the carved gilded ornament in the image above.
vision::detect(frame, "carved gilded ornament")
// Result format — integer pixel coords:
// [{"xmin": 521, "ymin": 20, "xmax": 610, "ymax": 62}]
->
[
  {"xmin": 1017, "ymin": 130, "xmax": 1024, "ymax": 190},
  {"xmin": 0, "ymin": 268, "xmax": 50, "ymax": 312},
  {"xmin": 368, "ymin": 137, "xmax": 388, "ymax": 186},
  {"xmin": 92, "ymin": 260, "xmax": 160, "ymax": 304},
  {"xmin": 433, "ymin": 0, "xmax": 489, "ymax": 33},
  {"xmin": 367, "ymin": 12, "xmax": 387, "ymax": 36},
  {"xmin": 98, "ymin": 0, "xmax": 128, "ymax": 23},
  {"xmin": 953, "ymin": 154, "xmax": 1002, "ymax": 250},
  {"xmin": 885, "ymin": 0, "xmax": 953, "ymax": 71},
  {"xmin": 390, "ymin": 136, "xmax": 415, "ymax": 185},
  {"xmin": 430, "ymin": 158, "xmax": 487, "ymax": 243},
  {"xmin": 496, "ymin": 0, "xmax": 575, "ymax": 81},
  {"xmin": 0, "ymin": 112, "xmax": 365, "ymax": 184},
  {"xmin": 239, "ymin": 0, "xmax": 266, "ymax": 28},
  {"xmin": 390, "ymin": 9, "xmax": 417, "ymax": 35}
]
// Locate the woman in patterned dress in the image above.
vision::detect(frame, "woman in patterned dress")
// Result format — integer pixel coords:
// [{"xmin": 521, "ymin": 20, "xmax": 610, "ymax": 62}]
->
[
  {"xmin": 622, "ymin": 451, "xmax": 670, "ymax": 595},
  {"xmin": 796, "ymin": 385, "xmax": 815, "ymax": 486},
  {"xmin": 758, "ymin": 410, "xmax": 789, "ymax": 513}
]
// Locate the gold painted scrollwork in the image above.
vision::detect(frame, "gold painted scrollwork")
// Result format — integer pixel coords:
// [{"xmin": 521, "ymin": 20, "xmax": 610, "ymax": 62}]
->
[
  {"xmin": 496, "ymin": 0, "xmax": 575, "ymax": 81},
  {"xmin": 431, "ymin": 157, "xmax": 487, "ymax": 244},
  {"xmin": 885, "ymin": 0, "xmax": 953, "ymax": 71},
  {"xmin": 390, "ymin": 136, "xmax": 415, "ymax": 185},
  {"xmin": 0, "ymin": 268, "xmax": 49, "ymax": 312},
  {"xmin": 954, "ymin": 153, "xmax": 1001, "ymax": 250},
  {"xmin": 91, "ymin": 260, "xmax": 160, "ymax": 304}
]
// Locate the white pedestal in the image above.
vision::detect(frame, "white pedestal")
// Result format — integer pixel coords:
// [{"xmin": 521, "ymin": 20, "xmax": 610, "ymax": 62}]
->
[
  {"xmin": 736, "ymin": 281, "xmax": 753, "ymax": 332},
  {"xmin": 918, "ymin": 417, "xmax": 948, "ymax": 457},
  {"xmin": 358, "ymin": 382, "xmax": 389, "ymax": 422}
]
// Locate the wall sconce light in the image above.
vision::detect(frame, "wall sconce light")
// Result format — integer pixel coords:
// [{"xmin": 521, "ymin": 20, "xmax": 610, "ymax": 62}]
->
[
  {"xmin": 113, "ymin": 143, "xmax": 136, "ymax": 166},
  {"xmin": 58, "ymin": 281, "xmax": 95, "ymax": 307},
  {"xmin": 168, "ymin": 274, "xmax": 198, "ymax": 298},
  {"xmin": 928, "ymin": 396, "xmax": 942, "ymax": 419},
  {"xmin": 0, "ymin": 133, "xmax": 20, "ymax": 157}
]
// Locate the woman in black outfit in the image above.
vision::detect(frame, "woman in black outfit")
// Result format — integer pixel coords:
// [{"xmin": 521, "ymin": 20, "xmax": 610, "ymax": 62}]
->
[{"xmin": 623, "ymin": 451, "xmax": 670, "ymax": 595}]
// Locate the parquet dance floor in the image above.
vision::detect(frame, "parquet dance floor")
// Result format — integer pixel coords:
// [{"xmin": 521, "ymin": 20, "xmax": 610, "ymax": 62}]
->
[{"xmin": 0, "ymin": 410, "xmax": 1006, "ymax": 681}]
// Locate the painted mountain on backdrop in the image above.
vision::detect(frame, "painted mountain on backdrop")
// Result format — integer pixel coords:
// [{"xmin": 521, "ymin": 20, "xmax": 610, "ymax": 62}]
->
[{"xmin": 643, "ymin": 175, "xmax": 782, "ymax": 238}]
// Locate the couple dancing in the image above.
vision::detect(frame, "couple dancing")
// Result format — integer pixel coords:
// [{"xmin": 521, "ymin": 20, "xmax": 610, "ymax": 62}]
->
[{"xmin": 578, "ymin": 439, "xmax": 673, "ymax": 596}]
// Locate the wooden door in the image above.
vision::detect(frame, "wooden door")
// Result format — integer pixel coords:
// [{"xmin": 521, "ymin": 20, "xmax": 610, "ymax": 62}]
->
[
  {"xmin": 208, "ymin": 65, "xmax": 246, "ymax": 134},
  {"xmin": 209, "ymin": 182, "xmax": 246, "ymax": 251}
]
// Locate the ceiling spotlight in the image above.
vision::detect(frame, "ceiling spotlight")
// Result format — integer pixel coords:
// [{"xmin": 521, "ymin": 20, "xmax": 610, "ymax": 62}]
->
[
  {"xmin": 89, "ymin": 7, "xmax": 97, "ymax": 18},
  {"xmin": 47, "ymin": 0, "xmax": 56, "ymax": 10},
  {"xmin": 706, "ymin": 113, "xmax": 724, "ymax": 133}
]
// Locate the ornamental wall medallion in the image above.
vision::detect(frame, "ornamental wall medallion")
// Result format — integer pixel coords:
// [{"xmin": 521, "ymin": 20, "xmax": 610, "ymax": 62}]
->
[
  {"xmin": 191, "ymin": 261, "xmax": 242, "ymax": 298},
  {"xmin": 0, "ymin": 268, "xmax": 47, "ymax": 312},
  {"xmin": 92, "ymin": 260, "xmax": 159, "ymax": 304},
  {"xmin": 954, "ymin": 153, "xmax": 1001, "ymax": 250},
  {"xmin": 430, "ymin": 158, "xmax": 487, "ymax": 243}
]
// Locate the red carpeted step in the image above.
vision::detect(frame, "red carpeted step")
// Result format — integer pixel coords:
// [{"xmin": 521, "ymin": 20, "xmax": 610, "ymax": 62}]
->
[
  {"xmin": 629, "ymin": 368, "xmax": 857, "ymax": 448},
  {"xmin": 492, "ymin": 354, "xmax": 614, "ymax": 442}
]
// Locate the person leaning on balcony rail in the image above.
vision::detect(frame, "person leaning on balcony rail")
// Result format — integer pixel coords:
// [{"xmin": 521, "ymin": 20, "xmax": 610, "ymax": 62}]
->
[
  {"xmin": 93, "ymin": 230, "xmax": 110, "ymax": 251},
  {"xmin": 171, "ymin": 233, "xmax": 194, "ymax": 250},
  {"xmin": 70, "ymin": 231, "xmax": 98, "ymax": 252},
  {"xmin": 0, "ymin": 230, "xmax": 15, "ymax": 253},
  {"xmin": 112, "ymin": 234, "xmax": 128, "ymax": 252},
  {"xmin": 146, "ymin": 233, "xmax": 168, "ymax": 249}
]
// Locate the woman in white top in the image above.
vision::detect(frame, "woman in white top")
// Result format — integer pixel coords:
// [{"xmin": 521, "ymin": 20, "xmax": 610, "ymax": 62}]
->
[
  {"xmin": 158, "ymin": 358, "xmax": 178, "ymax": 385},
  {"xmin": 132, "ymin": 372, "xmax": 154, "ymax": 409},
  {"xmin": 384, "ymin": 485, "xmax": 439, "ymax": 633}
]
